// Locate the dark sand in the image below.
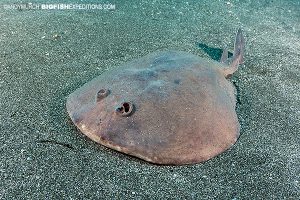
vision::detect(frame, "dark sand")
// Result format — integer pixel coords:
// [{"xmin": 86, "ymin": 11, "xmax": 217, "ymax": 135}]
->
[{"xmin": 0, "ymin": 0, "xmax": 299, "ymax": 199}]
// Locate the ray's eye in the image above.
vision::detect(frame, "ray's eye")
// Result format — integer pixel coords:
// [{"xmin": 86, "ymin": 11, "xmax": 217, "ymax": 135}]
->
[
  {"xmin": 116, "ymin": 102, "xmax": 134, "ymax": 116},
  {"xmin": 96, "ymin": 89, "xmax": 110, "ymax": 101}
]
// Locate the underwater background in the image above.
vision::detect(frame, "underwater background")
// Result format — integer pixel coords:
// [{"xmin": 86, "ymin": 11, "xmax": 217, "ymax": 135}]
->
[{"xmin": 0, "ymin": 0, "xmax": 299, "ymax": 199}]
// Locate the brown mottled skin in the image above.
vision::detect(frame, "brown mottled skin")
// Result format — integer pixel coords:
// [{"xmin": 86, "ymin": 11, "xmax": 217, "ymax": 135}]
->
[{"xmin": 66, "ymin": 29, "xmax": 244, "ymax": 165}]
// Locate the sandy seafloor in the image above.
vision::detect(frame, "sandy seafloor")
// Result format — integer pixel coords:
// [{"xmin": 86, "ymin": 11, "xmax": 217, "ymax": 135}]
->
[{"xmin": 0, "ymin": 0, "xmax": 299, "ymax": 199}]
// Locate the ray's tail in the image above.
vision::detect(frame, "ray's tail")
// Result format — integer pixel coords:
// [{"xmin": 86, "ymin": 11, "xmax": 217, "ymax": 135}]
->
[{"xmin": 222, "ymin": 28, "xmax": 245, "ymax": 78}]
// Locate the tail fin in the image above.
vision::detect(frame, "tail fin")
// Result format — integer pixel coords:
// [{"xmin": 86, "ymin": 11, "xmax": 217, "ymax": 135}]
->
[{"xmin": 223, "ymin": 28, "xmax": 245, "ymax": 78}]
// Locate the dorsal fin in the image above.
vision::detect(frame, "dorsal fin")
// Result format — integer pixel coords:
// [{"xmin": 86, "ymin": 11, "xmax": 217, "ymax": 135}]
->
[
  {"xmin": 220, "ymin": 46, "xmax": 228, "ymax": 64},
  {"xmin": 222, "ymin": 28, "xmax": 245, "ymax": 78}
]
